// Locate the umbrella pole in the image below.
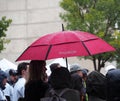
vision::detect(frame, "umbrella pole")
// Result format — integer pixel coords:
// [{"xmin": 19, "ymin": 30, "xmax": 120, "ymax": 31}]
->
[
  {"xmin": 65, "ymin": 58, "xmax": 68, "ymax": 68},
  {"xmin": 62, "ymin": 24, "xmax": 68, "ymax": 69},
  {"xmin": 62, "ymin": 23, "xmax": 64, "ymax": 31},
  {"xmin": 62, "ymin": 24, "xmax": 68, "ymax": 68}
]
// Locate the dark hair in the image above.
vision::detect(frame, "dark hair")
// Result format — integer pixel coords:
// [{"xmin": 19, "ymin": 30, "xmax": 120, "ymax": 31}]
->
[
  {"xmin": 50, "ymin": 63, "xmax": 60, "ymax": 72},
  {"xmin": 50, "ymin": 67, "xmax": 72, "ymax": 89},
  {"xmin": 28, "ymin": 60, "xmax": 46, "ymax": 81},
  {"xmin": 17, "ymin": 62, "xmax": 29, "ymax": 75}
]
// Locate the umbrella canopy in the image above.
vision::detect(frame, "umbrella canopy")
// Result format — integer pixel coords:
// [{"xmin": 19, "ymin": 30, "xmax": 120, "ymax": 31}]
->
[{"xmin": 16, "ymin": 30, "xmax": 115, "ymax": 61}]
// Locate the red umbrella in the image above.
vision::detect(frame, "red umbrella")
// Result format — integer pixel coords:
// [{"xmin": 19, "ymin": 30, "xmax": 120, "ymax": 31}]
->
[{"xmin": 16, "ymin": 31, "xmax": 115, "ymax": 61}]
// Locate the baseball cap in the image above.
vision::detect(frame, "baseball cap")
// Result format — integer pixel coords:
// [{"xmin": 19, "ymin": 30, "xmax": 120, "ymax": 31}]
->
[
  {"xmin": 9, "ymin": 69, "xmax": 17, "ymax": 76},
  {"xmin": 70, "ymin": 63, "xmax": 82, "ymax": 73}
]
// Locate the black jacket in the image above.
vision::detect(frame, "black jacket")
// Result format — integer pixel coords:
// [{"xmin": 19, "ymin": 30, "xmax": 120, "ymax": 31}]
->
[
  {"xmin": 106, "ymin": 69, "xmax": 120, "ymax": 101},
  {"xmin": 86, "ymin": 71, "xmax": 107, "ymax": 100},
  {"xmin": 24, "ymin": 80, "xmax": 49, "ymax": 101},
  {"xmin": 71, "ymin": 73, "xmax": 83, "ymax": 93}
]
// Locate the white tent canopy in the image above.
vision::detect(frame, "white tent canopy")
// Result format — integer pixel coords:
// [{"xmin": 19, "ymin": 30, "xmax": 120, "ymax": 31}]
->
[
  {"xmin": 46, "ymin": 58, "xmax": 70, "ymax": 76},
  {"xmin": 0, "ymin": 58, "xmax": 17, "ymax": 71}
]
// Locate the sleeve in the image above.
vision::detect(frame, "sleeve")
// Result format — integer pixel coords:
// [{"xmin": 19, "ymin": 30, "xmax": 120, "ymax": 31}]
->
[
  {"xmin": 0, "ymin": 89, "xmax": 7, "ymax": 100},
  {"xmin": 19, "ymin": 86, "xmax": 25, "ymax": 97}
]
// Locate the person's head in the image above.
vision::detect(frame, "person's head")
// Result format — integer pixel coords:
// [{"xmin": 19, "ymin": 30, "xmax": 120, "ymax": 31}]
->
[
  {"xmin": 28, "ymin": 60, "xmax": 47, "ymax": 82},
  {"xmin": 81, "ymin": 69, "xmax": 89, "ymax": 81},
  {"xmin": 0, "ymin": 70, "xmax": 7, "ymax": 90},
  {"xmin": 50, "ymin": 63, "xmax": 61, "ymax": 72},
  {"xmin": 105, "ymin": 64, "xmax": 116, "ymax": 73},
  {"xmin": 50, "ymin": 67, "xmax": 71, "ymax": 89},
  {"xmin": 17, "ymin": 62, "xmax": 29, "ymax": 78},
  {"xmin": 7, "ymin": 69, "xmax": 18, "ymax": 83},
  {"xmin": 70, "ymin": 63, "xmax": 83, "ymax": 77}
]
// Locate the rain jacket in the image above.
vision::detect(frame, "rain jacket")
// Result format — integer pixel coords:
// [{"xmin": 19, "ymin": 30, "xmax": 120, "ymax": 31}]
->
[{"xmin": 106, "ymin": 69, "xmax": 120, "ymax": 101}]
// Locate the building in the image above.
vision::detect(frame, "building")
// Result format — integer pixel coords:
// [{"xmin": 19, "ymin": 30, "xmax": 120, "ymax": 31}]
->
[{"xmin": 0, "ymin": 0, "xmax": 63, "ymax": 63}]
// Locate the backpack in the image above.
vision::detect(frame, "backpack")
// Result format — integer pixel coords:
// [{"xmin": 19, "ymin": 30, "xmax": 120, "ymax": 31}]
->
[{"xmin": 40, "ymin": 88, "xmax": 69, "ymax": 101}]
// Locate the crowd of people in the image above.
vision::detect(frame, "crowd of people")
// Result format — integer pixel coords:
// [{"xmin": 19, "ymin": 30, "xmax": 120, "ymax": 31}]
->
[{"xmin": 0, "ymin": 60, "xmax": 120, "ymax": 101}]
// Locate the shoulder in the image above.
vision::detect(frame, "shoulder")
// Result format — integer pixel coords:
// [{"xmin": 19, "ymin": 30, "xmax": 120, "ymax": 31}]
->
[
  {"xmin": 25, "ymin": 80, "xmax": 49, "ymax": 91},
  {"xmin": 3, "ymin": 83, "xmax": 13, "ymax": 94},
  {"xmin": 19, "ymin": 78, "xmax": 26, "ymax": 83},
  {"xmin": 106, "ymin": 69, "xmax": 120, "ymax": 77},
  {"xmin": 6, "ymin": 83, "xmax": 13, "ymax": 89},
  {"xmin": 53, "ymin": 88, "xmax": 80, "ymax": 96},
  {"xmin": 62, "ymin": 88, "xmax": 80, "ymax": 95},
  {"xmin": 15, "ymin": 78, "xmax": 26, "ymax": 86},
  {"xmin": 45, "ymin": 88, "xmax": 80, "ymax": 96},
  {"xmin": 26, "ymin": 80, "xmax": 48, "ymax": 87},
  {"xmin": 60, "ymin": 88, "xmax": 80, "ymax": 101}
]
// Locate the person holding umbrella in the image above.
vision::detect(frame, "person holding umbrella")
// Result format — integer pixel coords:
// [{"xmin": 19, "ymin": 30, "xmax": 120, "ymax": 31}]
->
[
  {"xmin": 5, "ymin": 69, "xmax": 18, "ymax": 87},
  {"xmin": 24, "ymin": 60, "xmax": 49, "ymax": 101}
]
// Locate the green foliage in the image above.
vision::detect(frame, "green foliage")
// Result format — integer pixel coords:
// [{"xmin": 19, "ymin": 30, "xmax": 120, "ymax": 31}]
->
[
  {"xmin": 0, "ymin": 16, "xmax": 12, "ymax": 52},
  {"xmin": 59, "ymin": 0, "xmax": 120, "ymax": 71}
]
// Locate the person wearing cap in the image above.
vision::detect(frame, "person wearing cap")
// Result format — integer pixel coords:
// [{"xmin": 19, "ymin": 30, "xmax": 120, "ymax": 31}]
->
[
  {"xmin": 6, "ymin": 69, "xmax": 18, "ymax": 87},
  {"xmin": 70, "ymin": 63, "xmax": 84, "ymax": 101},
  {"xmin": 3, "ymin": 69, "xmax": 17, "ymax": 101},
  {"xmin": 49, "ymin": 63, "xmax": 61, "ymax": 72},
  {"xmin": 0, "ymin": 70, "xmax": 7, "ymax": 101},
  {"xmin": 105, "ymin": 65, "xmax": 120, "ymax": 101}
]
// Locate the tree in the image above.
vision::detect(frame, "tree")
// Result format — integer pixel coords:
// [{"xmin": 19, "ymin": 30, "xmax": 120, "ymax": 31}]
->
[
  {"xmin": 0, "ymin": 16, "xmax": 12, "ymax": 53},
  {"xmin": 59, "ymin": 0, "xmax": 120, "ymax": 71}
]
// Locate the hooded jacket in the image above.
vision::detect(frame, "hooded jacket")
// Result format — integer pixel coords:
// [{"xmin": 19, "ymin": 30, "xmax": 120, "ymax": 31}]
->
[{"xmin": 106, "ymin": 69, "xmax": 120, "ymax": 101}]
